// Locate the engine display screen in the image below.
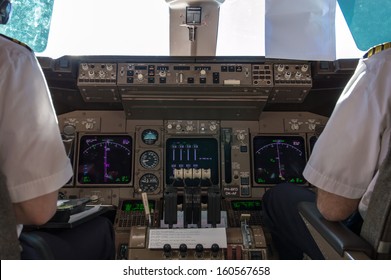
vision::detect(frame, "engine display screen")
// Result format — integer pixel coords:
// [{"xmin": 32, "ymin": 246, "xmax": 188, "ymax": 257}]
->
[
  {"xmin": 231, "ymin": 200, "xmax": 262, "ymax": 211},
  {"xmin": 165, "ymin": 138, "xmax": 219, "ymax": 186},
  {"xmin": 77, "ymin": 135, "xmax": 132, "ymax": 185},
  {"xmin": 121, "ymin": 200, "xmax": 155, "ymax": 212},
  {"xmin": 253, "ymin": 135, "xmax": 307, "ymax": 185}
]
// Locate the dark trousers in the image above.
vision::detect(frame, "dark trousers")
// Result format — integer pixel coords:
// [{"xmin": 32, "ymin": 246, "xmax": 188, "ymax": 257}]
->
[
  {"xmin": 262, "ymin": 183, "xmax": 325, "ymax": 260},
  {"xmin": 21, "ymin": 216, "xmax": 115, "ymax": 260}
]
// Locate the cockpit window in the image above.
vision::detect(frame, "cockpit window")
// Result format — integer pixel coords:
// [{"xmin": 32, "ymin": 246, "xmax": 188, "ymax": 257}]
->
[
  {"xmin": 0, "ymin": 0, "xmax": 373, "ymax": 59},
  {"xmin": 338, "ymin": 0, "xmax": 391, "ymax": 51},
  {"xmin": 0, "ymin": 0, "xmax": 54, "ymax": 53}
]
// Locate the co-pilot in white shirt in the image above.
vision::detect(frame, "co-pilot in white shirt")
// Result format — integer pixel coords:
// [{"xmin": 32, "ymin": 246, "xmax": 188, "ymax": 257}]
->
[
  {"xmin": 0, "ymin": 35, "xmax": 73, "ymax": 236},
  {"xmin": 303, "ymin": 47, "xmax": 391, "ymax": 219}
]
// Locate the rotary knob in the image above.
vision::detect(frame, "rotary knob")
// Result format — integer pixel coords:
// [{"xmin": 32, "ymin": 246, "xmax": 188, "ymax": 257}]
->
[
  {"xmin": 237, "ymin": 132, "xmax": 246, "ymax": 141},
  {"xmin": 63, "ymin": 124, "xmax": 76, "ymax": 137},
  {"xmin": 179, "ymin": 243, "xmax": 187, "ymax": 258},
  {"xmin": 195, "ymin": 244, "xmax": 204, "ymax": 258},
  {"xmin": 209, "ymin": 124, "xmax": 217, "ymax": 131},
  {"xmin": 163, "ymin": 244, "xmax": 172, "ymax": 258},
  {"xmin": 211, "ymin": 243, "xmax": 220, "ymax": 258},
  {"xmin": 137, "ymin": 73, "xmax": 144, "ymax": 81},
  {"xmin": 186, "ymin": 125, "xmax": 194, "ymax": 132}
]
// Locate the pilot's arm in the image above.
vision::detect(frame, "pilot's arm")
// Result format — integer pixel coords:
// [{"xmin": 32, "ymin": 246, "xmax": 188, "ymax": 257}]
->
[
  {"xmin": 13, "ymin": 191, "xmax": 59, "ymax": 225},
  {"xmin": 316, "ymin": 188, "xmax": 360, "ymax": 221}
]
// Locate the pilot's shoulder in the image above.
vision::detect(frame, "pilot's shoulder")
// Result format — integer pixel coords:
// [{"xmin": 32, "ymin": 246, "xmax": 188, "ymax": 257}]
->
[
  {"xmin": 0, "ymin": 34, "xmax": 33, "ymax": 52},
  {"xmin": 363, "ymin": 42, "xmax": 391, "ymax": 58}
]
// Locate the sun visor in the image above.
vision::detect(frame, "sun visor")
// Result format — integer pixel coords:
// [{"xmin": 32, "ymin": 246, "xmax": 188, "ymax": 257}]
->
[
  {"xmin": 0, "ymin": 1, "xmax": 54, "ymax": 52},
  {"xmin": 338, "ymin": 0, "xmax": 391, "ymax": 51},
  {"xmin": 265, "ymin": 0, "xmax": 336, "ymax": 61}
]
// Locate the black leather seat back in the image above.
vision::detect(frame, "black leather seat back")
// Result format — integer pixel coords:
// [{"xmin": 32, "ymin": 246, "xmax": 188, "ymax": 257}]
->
[{"xmin": 360, "ymin": 141, "xmax": 391, "ymax": 259}]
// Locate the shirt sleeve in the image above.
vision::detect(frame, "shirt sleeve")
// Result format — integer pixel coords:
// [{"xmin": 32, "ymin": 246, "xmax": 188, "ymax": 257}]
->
[
  {"xmin": 303, "ymin": 57, "xmax": 389, "ymax": 199},
  {"xmin": 0, "ymin": 43, "xmax": 73, "ymax": 203}
]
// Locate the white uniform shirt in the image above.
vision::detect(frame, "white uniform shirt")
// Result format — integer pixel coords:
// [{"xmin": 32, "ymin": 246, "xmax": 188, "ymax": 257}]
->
[
  {"xmin": 0, "ymin": 36, "xmax": 73, "ymax": 208},
  {"xmin": 303, "ymin": 47, "xmax": 391, "ymax": 218}
]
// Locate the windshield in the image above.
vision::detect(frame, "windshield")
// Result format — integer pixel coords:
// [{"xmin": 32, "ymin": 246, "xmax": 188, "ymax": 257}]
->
[
  {"xmin": 0, "ymin": 0, "xmax": 364, "ymax": 59},
  {"xmin": 0, "ymin": 0, "xmax": 54, "ymax": 52}
]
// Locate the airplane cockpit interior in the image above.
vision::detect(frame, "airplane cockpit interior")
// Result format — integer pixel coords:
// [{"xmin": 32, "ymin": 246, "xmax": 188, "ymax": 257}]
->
[{"xmin": 1, "ymin": 0, "xmax": 390, "ymax": 261}]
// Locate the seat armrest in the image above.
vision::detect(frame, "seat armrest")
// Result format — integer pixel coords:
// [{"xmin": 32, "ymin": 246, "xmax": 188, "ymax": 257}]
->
[{"xmin": 298, "ymin": 201, "xmax": 373, "ymax": 257}]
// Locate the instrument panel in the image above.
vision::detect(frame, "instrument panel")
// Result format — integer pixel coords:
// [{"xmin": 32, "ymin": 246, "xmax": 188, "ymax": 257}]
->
[
  {"xmin": 50, "ymin": 57, "xmax": 346, "ymax": 260},
  {"xmin": 58, "ymin": 111, "xmax": 327, "ymax": 204},
  {"xmin": 58, "ymin": 110, "xmax": 327, "ymax": 260}
]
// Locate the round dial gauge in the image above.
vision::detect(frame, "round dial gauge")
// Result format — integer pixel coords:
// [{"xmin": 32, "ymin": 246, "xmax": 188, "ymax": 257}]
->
[
  {"xmin": 139, "ymin": 173, "xmax": 159, "ymax": 193},
  {"xmin": 141, "ymin": 129, "xmax": 159, "ymax": 145},
  {"xmin": 139, "ymin": 150, "xmax": 159, "ymax": 169}
]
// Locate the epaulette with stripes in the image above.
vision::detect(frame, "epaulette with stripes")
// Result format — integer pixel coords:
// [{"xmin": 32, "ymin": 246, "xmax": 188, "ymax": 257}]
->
[
  {"xmin": 0, "ymin": 33, "xmax": 33, "ymax": 52},
  {"xmin": 363, "ymin": 42, "xmax": 391, "ymax": 59}
]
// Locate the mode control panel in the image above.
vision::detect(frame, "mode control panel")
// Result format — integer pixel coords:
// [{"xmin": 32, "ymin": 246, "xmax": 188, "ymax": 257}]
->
[{"xmin": 116, "ymin": 63, "xmax": 269, "ymax": 86}]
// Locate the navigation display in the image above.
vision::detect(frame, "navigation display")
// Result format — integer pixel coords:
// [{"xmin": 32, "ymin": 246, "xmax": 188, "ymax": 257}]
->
[
  {"xmin": 253, "ymin": 135, "xmax": 307, "ymax": 185},
  {"xmin": 77, "ymin": 135, "xmax": 132, "ymax": 185},
  {"xmin": 165, "ymin": 138, "xmax": 219, "ymax": 186}
]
